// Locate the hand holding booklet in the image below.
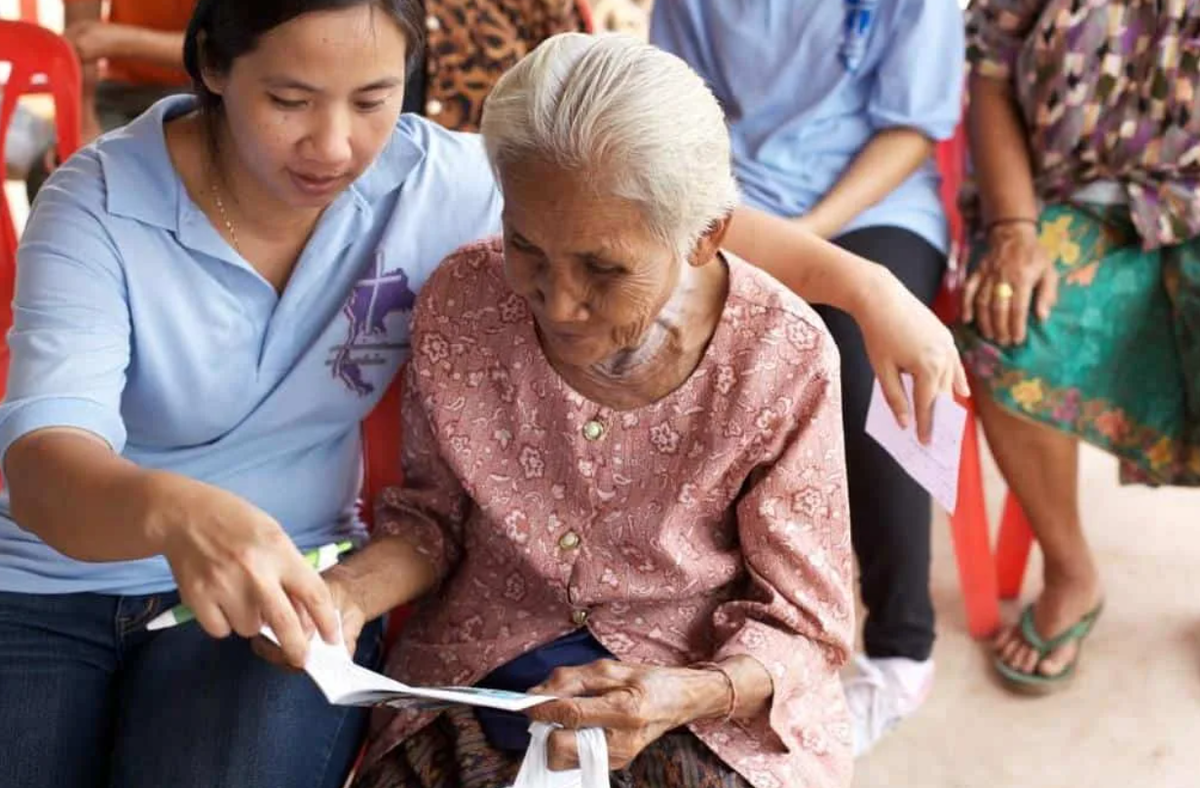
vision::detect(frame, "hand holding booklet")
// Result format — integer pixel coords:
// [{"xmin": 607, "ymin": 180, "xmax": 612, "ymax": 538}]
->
[{"xmin": 260, "ymin": 625, "xmax": 553, "ymax": 713}]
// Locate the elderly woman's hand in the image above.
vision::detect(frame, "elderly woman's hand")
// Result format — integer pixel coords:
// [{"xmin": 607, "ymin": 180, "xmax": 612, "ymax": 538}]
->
[
  {"xmin": 962, "ymin": 222, "xmax": 1058, "ymax": 347},
  {"xmin": 857, "ymin": 266, "xmax": 971, "ymax": 443},
  {"xmin": 525, "ymin": 660, "xmax": 734, "ymax": 771}
]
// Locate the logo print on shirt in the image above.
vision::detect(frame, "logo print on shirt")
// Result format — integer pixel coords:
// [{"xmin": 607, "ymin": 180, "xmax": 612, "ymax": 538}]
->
[{"xmin": 329, "ymin": 252, "xmax": 416, "ymax": 395}]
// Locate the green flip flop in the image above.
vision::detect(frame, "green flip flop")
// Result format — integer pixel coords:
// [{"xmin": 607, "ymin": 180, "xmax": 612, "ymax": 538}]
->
[{"xmin": 993, "ymin": 601, "xmax": 1104, "ymax": 695}]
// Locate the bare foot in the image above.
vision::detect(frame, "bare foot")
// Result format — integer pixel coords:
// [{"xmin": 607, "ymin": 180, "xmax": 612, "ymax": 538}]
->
[{"xmin": 993, "ymin": 564, "xmax": 1103, "ymax": 678}]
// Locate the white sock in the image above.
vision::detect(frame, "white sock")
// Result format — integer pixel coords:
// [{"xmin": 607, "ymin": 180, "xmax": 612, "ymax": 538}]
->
[{"xmin": 870, "ymin": 656, "xmax": 934, "ymax": 700}]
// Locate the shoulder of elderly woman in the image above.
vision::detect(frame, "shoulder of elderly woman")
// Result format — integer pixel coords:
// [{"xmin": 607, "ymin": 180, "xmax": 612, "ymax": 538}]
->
[
  {"xmin": 720, "ymin": 249, "xmax": 841, "ymax": 376},
  {"xmin": 404, "ymin": 236, "xmax": 507, "ymax": 374},
  {"xmin": 410, "ymin": 235, "xmax": 505, "ymax": 320}
]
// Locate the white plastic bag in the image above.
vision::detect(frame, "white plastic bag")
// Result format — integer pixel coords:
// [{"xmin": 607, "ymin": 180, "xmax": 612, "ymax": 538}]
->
[{"xmin": 509, "ymin": 722, "xmax": 609, "ymax": 788}]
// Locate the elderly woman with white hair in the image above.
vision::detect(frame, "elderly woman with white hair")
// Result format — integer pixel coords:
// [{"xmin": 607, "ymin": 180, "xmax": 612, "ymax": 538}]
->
[{"xmin": 317, "ymin": 33, "xmax": 856, "ymax": 788}]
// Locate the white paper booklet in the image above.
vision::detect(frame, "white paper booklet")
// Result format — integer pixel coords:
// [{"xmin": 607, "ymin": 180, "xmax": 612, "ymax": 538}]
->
[
  {"xmin": 864, "ymin": 373, "xmax": 968, "ymax": 514},
  {"xmin": 261, "ymin": 626, "xmax": 553, "ymax": 713}
]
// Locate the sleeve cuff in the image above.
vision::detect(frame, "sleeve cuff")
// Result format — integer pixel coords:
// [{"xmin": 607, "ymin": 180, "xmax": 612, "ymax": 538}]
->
[
  {"xmin": 374, "ymin": 486, "xmax": 457, "ymax": 584},
  {"xmin": 0, "ymin": 396, "xmax": 127, "ymax": 472},
  {"xmin": 713, "ymin": 621, "xmax": 822, "ymax": 753},
  {"xmin": 869, "ymin": 108, "xmax": 960, "ymax": 142},
  {"xmin": 970, "ymin": 59, "xmax": 1014, "ymax": 80}
]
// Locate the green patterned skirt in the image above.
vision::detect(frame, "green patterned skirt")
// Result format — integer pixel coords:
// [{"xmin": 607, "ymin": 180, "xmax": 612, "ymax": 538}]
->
[{"xmin": 956, "ymin": 203, "xmax": 1200, "ymax": 485}]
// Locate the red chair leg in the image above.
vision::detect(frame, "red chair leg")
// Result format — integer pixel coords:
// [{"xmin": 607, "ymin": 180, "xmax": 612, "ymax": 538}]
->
[
  {"xmin": 949, "ymin": 399, "xmax": 1002, "ymax": 639},
  {"xmin": 995, "ymin": 492, "xmax": 1034, "ymax": 601}
]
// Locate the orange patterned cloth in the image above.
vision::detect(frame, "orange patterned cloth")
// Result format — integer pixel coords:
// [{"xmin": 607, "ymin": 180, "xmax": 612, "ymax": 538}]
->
[
  {"xmin": 362, "ymin": 239, "xmax": 856, "ymax": 788},
  {"xmin": 419, "ymin": 0, "xmax": 587, "ymax": 131},
  {"xmin": 63, "ymin": 0, "xmax": 194, "ymax": 86}
]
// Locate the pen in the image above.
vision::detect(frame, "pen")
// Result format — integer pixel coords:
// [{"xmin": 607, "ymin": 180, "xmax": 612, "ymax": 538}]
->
[{"xmin": 145, "ymin": 540, "xmax": 354, "ymax": 631}]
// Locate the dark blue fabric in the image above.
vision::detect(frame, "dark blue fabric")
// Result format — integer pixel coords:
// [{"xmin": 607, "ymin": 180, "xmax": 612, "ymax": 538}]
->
[
  {"xmin": 0, "ymin": 589, "xmax": 382, "ymax": 788},
  {"xmin": 474, "ymin": 629, "xmax": 613, "ymax": 751}
]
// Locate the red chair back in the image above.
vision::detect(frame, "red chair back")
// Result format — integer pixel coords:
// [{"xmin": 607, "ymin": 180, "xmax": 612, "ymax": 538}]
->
[
  {"xmin": 933, "ymin": 124, "xmax": 968, "ymax": 325},
  {"xmin": 935, "ymin": 122, "xmax": 967, "ymax": 261},
  {"xmin": 575, "ymin": 0, "xmax": 595, "ymax": 32},
  {"xmin": 361, "ymin": 372, "xmax": 405, "ymax": 528},
  {"xmin": 360, "ymin": 369, "xmax": 411, "ymax": 647},
  {"xmin": 933, "ymin": 123, "xmax": 1034, "ymax": 636},
  {"xmin": 0, "ymin": 20, "xmax": 82, "ymax": 394}
]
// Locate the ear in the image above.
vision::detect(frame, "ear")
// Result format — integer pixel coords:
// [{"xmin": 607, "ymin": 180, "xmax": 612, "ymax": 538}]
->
[
  {"xmin": 687, "ymin": 212, "xmax": 732, "ymax": 268},
  {"xmin": 196, "ymin": 31, "xmax": 229, "ymax": 98}
]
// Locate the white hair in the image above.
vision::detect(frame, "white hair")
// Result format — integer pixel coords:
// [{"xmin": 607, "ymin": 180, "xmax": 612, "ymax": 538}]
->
[{"xmin": 480, "ymin": 33, "xmax": 740, "ymax": 256}]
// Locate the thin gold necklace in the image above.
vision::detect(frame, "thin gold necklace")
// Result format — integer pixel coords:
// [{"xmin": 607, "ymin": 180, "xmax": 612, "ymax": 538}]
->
[{"xmin": 210, "ymin": 179, "xmax": 241, "ymax": 254}]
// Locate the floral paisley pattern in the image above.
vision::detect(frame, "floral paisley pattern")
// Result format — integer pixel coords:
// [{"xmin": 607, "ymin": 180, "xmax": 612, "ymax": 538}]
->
[{"xmin": 360, "ymin": 239, "xmax": 856, "ymax": 788}]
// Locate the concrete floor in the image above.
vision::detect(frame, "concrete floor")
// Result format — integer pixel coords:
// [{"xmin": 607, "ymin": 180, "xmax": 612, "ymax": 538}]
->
[{"xmin": 855, "ymin": 440, "xmax": 1200, "ymax": 787}]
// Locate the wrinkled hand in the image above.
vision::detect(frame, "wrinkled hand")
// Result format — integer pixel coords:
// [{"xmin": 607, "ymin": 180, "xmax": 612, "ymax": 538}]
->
[
  {"xmin": 251, "ymin": 572, "xmax": 365, "ymax": 669},
  {"xmin": 156, "ymin": 476, "xmax": 341, "ymax": 668},
  {"xmin": 858, "ymin": 268, "xmax": 970, "ymax": 443},
  {"xmin": 63, "ymin": 20, "xmax": 132, "ymax": 63},
  {"xmin": 526, "ymin": 660, "xmax": 729, "ymax": 771},
  {"xmin": 962, "ymin": 223, "xmax": 1058, "ymax": 347}
]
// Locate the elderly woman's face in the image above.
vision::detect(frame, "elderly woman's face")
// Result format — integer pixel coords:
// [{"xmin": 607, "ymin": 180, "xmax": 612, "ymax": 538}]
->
[{"xmin": 499, "ymin": 158, "xmax": 686, "ymax": 367}]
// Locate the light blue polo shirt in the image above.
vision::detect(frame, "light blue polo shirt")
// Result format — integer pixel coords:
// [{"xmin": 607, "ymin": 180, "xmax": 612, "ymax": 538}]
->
[
  {"xmin": 0, "ymin": 96, "xmax": 502, "ymax": 595},
  {"xmin": 651, "ymin": 0, "xmax": 964, "ymax": 252}
]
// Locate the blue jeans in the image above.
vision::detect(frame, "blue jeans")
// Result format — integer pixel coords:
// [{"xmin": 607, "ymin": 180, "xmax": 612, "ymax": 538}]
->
[{"xmin": 0, "ymin": 589, "xmax": 382, "ymax": 788}]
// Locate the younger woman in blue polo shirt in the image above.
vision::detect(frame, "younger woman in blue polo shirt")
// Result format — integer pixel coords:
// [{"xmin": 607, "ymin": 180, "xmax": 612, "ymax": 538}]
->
[
  {"xmin": 0, "ymin": 1, "xmax": 500, "ymax": 786},
  {"xmin": 652, "ymin": 0, "xmax": 967, "ymax": 756}
]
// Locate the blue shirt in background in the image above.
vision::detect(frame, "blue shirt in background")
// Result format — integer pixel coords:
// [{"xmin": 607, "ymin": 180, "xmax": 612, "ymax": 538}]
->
[
  {"xmin": 651, "ymin": 0, "xmax": 965, "ymax": 252},
  {"xmin": 0, "ymin": 96, "xmax": 502, "ymax": 595}
]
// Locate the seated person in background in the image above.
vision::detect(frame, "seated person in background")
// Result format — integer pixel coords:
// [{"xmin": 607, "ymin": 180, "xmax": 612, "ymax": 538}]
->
[
  {"xmin": 401, "ymin": 0, "xmax": 589, "ymax": 131},
  {"xmin": 309, "ymin": 32, "xmax": 856, "ymax": 788},
  {"xmin": 26, "ymin": 0, "xmax": 195, "ymax": 200},
  {"xmin": 958, "ymin": 0, "xmax": 1200, "ymax": 694},
  {"xmin": 651, "ymin": 0, "xmax": 965, "ymax": 755}
]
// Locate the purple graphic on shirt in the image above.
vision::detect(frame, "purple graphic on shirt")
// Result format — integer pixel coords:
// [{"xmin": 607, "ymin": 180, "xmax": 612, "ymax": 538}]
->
[{"xmin": 330, "ymin": 252, "xmax": 416, "ymax": 396}]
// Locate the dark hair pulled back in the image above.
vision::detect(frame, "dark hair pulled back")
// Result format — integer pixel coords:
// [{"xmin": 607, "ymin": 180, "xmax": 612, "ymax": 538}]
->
[{"xmin": 182, "ymin": 0, "xmax": 425, "ymax": 116}]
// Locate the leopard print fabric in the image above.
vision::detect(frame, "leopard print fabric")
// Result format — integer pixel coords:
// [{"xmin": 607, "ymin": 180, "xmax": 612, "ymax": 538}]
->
[{"xmin": 423, "ymin": 0, "xmax": 587, "ymax": 132}]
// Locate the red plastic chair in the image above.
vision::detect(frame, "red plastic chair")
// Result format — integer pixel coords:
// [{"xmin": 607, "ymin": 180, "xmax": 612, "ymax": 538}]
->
[
  {"xmin": 0, "ymin": 20, "xmax": 82, "ymax": 397},
  {"xmin": 575, "ymin": 0, "xmax": 595, "ymax": 32},
  {"xmin": 361, "ymin": 374, "xmax": 405, "ymax": 532},
  {"xmin": 360, "ymin": 369, "xmax": 412, "ymax": 652},
  {"xmin": 1, "ymin": 20, "xmax": 83, "ymax": 311},
  {"xmin": 18, "ymin": 0, "xmax": 40, "ymax": 22},
  {"xmin": 934, "ymin": 128, "xmax": 1035, "ymax": 639}
]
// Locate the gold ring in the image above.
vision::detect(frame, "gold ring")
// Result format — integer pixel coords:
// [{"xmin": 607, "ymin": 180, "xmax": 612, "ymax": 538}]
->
[{"xmin": 993, "ymin": 282, "xmax": 1015, "ymax": 301}]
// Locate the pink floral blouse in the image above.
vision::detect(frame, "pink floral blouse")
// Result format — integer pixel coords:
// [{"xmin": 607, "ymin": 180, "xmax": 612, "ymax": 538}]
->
[{"xmin": 362, "ymin": 239, "xmax": 856, "ymax": 788}]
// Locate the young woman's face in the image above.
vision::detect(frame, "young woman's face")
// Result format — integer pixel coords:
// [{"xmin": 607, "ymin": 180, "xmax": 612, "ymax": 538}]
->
[{"xmin": 203, "ymin": 5, "xmax": 408, "ymax": 208}]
